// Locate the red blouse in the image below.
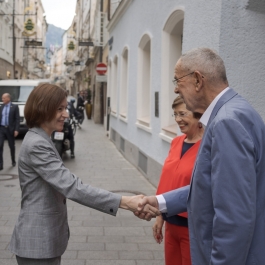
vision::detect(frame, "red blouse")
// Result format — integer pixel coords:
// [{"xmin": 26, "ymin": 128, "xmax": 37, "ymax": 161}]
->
[{"xmin": 156, "ymin": 134, "xmax": 201, "ymax": 218}]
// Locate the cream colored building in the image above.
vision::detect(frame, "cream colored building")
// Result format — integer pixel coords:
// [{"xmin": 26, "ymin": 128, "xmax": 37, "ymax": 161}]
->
[
  {"xmin": 0, "ymin": 0, "xmax": 25, "ymax": 79},
  {"xmin": 61, "ymin": 0, "xmax": 117, "ymax": 123},
  {"xmin": 23, "ymin": 0, "xmax": 48, "ymax": 79},
  {"xmin": 0, "ymin": 0, "xmax": 47, "ymax": 80},
  {"xmin": 61, "ymin": 0, "xmax": 95, "ymax": 101},
  {"xmin": 69, "ymin": 0, "xmax": 113, "ymax": 123},
  {"xmin": 50, "ymin": 46, "xmax": 64, "ymax": 86},
  {"xmin": 60, "ymin": 17, "xmax": 80, "ymax": 95}
]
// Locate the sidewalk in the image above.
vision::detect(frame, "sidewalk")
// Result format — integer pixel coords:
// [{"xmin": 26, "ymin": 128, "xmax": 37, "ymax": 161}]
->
[{"xmin": 0, "ymin": 119, "xmax": 164, "ymax": 265}]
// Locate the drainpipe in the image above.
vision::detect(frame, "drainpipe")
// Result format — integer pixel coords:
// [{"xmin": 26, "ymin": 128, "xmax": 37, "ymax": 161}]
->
[
  {"xmin": 100, "ymin": 0, "xmax": 104, "ymax": 124},
  {"xmin": 12, "ymin": 0, "xmax": 16, "ymax": 78}
]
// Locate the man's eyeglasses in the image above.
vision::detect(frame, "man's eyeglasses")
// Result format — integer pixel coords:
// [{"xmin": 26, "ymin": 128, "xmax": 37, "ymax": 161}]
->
[
  {"xmin": 172, "ymin": 112, "xmax": 189, "ymax": 119},
  {"xmin": 172, "ymin": 72, "xmax": 194, "ymax": 87}
]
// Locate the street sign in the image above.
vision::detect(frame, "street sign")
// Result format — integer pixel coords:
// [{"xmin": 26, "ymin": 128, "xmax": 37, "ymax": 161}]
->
[
  {"xmin": 79, "ymin": 41, "xmax": 94, "ymax": 46},
  {"xmin": 96, "ymin": 75, "xmax": 107, "ymax": 82},
  {"xmin": 25, "ymin": 40, "xmax": 42, "ymax": 46},
  {"xmin": 96, "ymin": 63, "xmax": 107, "ymax": 75},
  {"xmin": 64, "ymin": 60, "xmax": 72, "ymax": 66}
]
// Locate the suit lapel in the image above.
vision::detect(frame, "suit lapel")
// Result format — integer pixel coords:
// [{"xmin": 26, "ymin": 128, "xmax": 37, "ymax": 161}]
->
[{"xmin": 188, "ymin": 88, "xmax": 238, "ymax": 199}]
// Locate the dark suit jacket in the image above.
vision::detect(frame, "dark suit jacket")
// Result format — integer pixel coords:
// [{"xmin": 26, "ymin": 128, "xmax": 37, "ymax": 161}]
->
[{"xmin": 0, "ymin": 103, "xmax": 20, "ymax": 133}]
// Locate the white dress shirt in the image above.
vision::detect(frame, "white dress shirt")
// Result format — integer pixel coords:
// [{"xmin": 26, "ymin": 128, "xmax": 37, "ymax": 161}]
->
[{"xmin": 156, "ymin": 87, "xmax": 230, "ymax": 212}]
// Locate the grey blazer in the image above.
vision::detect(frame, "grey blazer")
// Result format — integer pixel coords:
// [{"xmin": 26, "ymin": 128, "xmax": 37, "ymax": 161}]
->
[
  {"xmin": 163, "ymin": 88, "xmax": 265, "ymax": 264},
  {"xmin": 10, "ymin": 127, "xmax": 121, "ymax": 259}
]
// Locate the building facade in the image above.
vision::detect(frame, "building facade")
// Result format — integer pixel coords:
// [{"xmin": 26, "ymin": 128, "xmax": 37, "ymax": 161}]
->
[
  {"xmin": 107, "ymin": 0, "xmax": 265, "ymax": 186},
  {"xmin": 0, "ymin": 0, "xmax": 48, "ymax": 80},
  {"xmin": 23, "ymin": 0, "xmax": 48, "ymax": 79},
  {"xmin": 61, "ymin": 0, "xmax": 111, "ymax": 122},
  {"xmin": 0, "ymin": 0, "xmax": 25, "ymax": 79}
]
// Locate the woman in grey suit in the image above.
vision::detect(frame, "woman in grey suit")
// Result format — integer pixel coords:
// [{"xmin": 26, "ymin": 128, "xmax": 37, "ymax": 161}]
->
[{"xmin": 9, "ymin": 84, "xmax": 149, "ymax": 265}]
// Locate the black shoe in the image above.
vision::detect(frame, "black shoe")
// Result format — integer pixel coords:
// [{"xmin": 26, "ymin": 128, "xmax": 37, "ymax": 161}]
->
[
  {"xmin": 12, "ymin": 162, "xmax": 16, "ymax": 167},
  {"xmin": 0, "ymin": 165, "xmax": 3, "ymax": 170},
  {"xmin": 71, "ymin": 153, "xmax": 75, "ymax": 159}
]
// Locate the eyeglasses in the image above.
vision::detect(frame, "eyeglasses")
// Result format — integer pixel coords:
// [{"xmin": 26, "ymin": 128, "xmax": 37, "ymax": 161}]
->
[
  {"xmin": 172, "ymin": 72, "xmax": 194, "ymax": 87},
  {"xmin": 172, "ymin": 112, "xmax": 189, "ymax": 119}
]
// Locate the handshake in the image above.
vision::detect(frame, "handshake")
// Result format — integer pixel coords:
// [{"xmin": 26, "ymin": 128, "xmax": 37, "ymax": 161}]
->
[{"xmin": 119, "ymin": 195, "xmax": 161, "ymax": 220}]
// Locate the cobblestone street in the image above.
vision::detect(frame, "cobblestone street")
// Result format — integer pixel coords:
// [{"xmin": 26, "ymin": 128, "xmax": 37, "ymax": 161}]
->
[{"xmin": 0, "ymin": 119, "xmax": 164, "ymax": 265}]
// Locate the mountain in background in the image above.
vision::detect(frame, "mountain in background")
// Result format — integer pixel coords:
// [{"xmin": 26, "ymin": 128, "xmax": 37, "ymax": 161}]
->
[{"xmin": 45, "ymin": 24, "xmax": 65, "ymax": 63}]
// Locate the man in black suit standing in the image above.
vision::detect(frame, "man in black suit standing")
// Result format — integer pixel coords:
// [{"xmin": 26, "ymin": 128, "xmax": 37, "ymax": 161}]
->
[{"xmin": 0, "ymin": 93, "xmax": 20, "ymax": 170}]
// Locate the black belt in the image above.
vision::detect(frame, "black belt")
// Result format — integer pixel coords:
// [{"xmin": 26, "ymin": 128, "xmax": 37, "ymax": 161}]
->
[{"xmin": 1, "ymin": 125, "xmax": 8, "ymax": 128}]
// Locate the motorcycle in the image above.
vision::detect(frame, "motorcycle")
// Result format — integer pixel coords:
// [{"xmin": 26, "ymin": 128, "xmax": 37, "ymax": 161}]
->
[
  {"xmin": 52, "ymin": 102, "xmax": 80, "ymax": 158},
  {"xmin": 51, "ymin": 119, "xmax": 71, "ymax": 158}
]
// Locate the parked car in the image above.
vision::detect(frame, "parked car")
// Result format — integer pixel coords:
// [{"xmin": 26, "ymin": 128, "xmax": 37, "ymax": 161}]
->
[{"xmin": 0, "ymin": 79, "xmax": 52, "ymax": 134}]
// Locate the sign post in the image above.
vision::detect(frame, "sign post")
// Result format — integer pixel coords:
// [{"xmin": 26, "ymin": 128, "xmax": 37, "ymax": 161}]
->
[{"xmin": 96, "ymin": 63, "xmax": 107, "ymax": 75}]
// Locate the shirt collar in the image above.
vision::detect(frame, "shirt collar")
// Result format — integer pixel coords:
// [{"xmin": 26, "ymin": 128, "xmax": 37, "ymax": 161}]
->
[
  {"xmin": 4, "ymin": 102, "xmax": 11, "ymax": 108},
  {"xmin": 200, "ymin": 87, "xmax": 230, "ymax": 127}
]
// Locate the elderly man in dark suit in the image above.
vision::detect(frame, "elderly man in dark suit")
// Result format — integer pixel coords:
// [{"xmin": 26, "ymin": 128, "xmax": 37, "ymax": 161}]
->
[{"xmin": 0, "ymin": 93, "xmax": 20, "ymax": 170}]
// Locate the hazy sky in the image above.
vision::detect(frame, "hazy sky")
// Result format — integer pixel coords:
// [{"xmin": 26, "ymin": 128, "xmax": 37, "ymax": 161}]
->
[{"xmin": 42, "ymin": 0, "xmax": 77, "ymax": 30}]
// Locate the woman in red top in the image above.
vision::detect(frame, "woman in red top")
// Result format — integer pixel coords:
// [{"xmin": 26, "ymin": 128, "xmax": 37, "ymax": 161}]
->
[{"xmin": 153, "ymin": 96, "xmax": 204, "ymax": 265}]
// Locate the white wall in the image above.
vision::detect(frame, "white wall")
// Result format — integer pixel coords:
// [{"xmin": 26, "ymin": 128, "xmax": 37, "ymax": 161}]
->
[
  {"xmin": 108, "ymin": 0, "xmax": 265, "ymax": 166},
  {"xmin": 219, "ymin": 0, "xmax": 265, "ymax": 121}
]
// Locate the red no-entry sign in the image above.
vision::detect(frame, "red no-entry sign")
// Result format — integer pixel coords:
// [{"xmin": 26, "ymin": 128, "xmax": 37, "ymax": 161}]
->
[{"xmin": 96, "ymin": 63, "xmax": 107, "ymax": 75}]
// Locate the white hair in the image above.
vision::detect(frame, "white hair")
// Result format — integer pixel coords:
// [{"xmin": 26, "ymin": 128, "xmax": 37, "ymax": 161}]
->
[{"xmin": 180, "ymin": 48, "xmax": 228, "ymax": 85}]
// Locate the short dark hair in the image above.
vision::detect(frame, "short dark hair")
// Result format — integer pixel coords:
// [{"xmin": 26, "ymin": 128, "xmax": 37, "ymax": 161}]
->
[
  {"xmin": 24, "ymin": 83, "xmax": 67, "ymax": 128},
  {"xmin": 172, "ymin": 96, "xmax": 202, "ymax": 120}
]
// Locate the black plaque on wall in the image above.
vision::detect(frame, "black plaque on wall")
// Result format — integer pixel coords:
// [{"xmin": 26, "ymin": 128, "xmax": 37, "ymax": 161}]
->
[{"xmin": 155, "ymin": 92, "xmax": 159, "ymax": 117}]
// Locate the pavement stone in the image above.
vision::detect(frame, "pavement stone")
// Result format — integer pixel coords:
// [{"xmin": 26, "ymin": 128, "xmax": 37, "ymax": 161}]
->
[
  {"xmin": 85, "ymin": 261, "xmax": 136, "ymax": 265},
  {"xmin": 0, "ymin": 119, "xmax": 164, "ymax": 264},
  {"xmin": 0, "ymin": 260, "xmax": 17, "ymax": 265}
]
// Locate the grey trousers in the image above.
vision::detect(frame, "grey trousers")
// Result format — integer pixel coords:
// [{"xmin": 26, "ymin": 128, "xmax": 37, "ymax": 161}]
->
[{"xmin": 16, "ymin": 256, "xmax": 61, "ymax": 265}]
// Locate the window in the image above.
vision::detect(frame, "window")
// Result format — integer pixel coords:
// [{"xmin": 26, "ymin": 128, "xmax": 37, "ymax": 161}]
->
[
  {"xmin": 136, "ymin": 34, "xmax": 151, "ymax": 131},
  {"xmin": 160, "ymin": 9, "xmax": 184, "ymax": 142},
  {"xmin": 119, "ymin": 47, "xmax": 129, "ymax": 120}
]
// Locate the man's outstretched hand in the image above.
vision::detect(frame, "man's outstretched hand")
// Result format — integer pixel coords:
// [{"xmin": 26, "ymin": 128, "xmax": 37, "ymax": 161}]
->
[{"xmin": 134, "ymin": 196, "xmax": 160, "ymax": 221}]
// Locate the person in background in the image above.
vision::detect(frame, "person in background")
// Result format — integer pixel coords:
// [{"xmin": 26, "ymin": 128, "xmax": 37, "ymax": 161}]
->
[
  {"xmin": 0, "ymin": 93, "xmax": 20, "ymax": 170},
  {"xmin": 153, "ymin": 96, "xmax": 203, "ymax": 265},
  {"xmin": 9, "ymin": 84, "xmax": 156, "ymax": 265},
  {"xmin": 66, "ymin": 98, "xmax": 81, "ymax": 158},
  {"xmin": 77, "ymin": 90, "xmax": 86, "ymax": 124},
  {"xmin": 137, "ymin": 47, "xmax": 265, "ymax": 265}
]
